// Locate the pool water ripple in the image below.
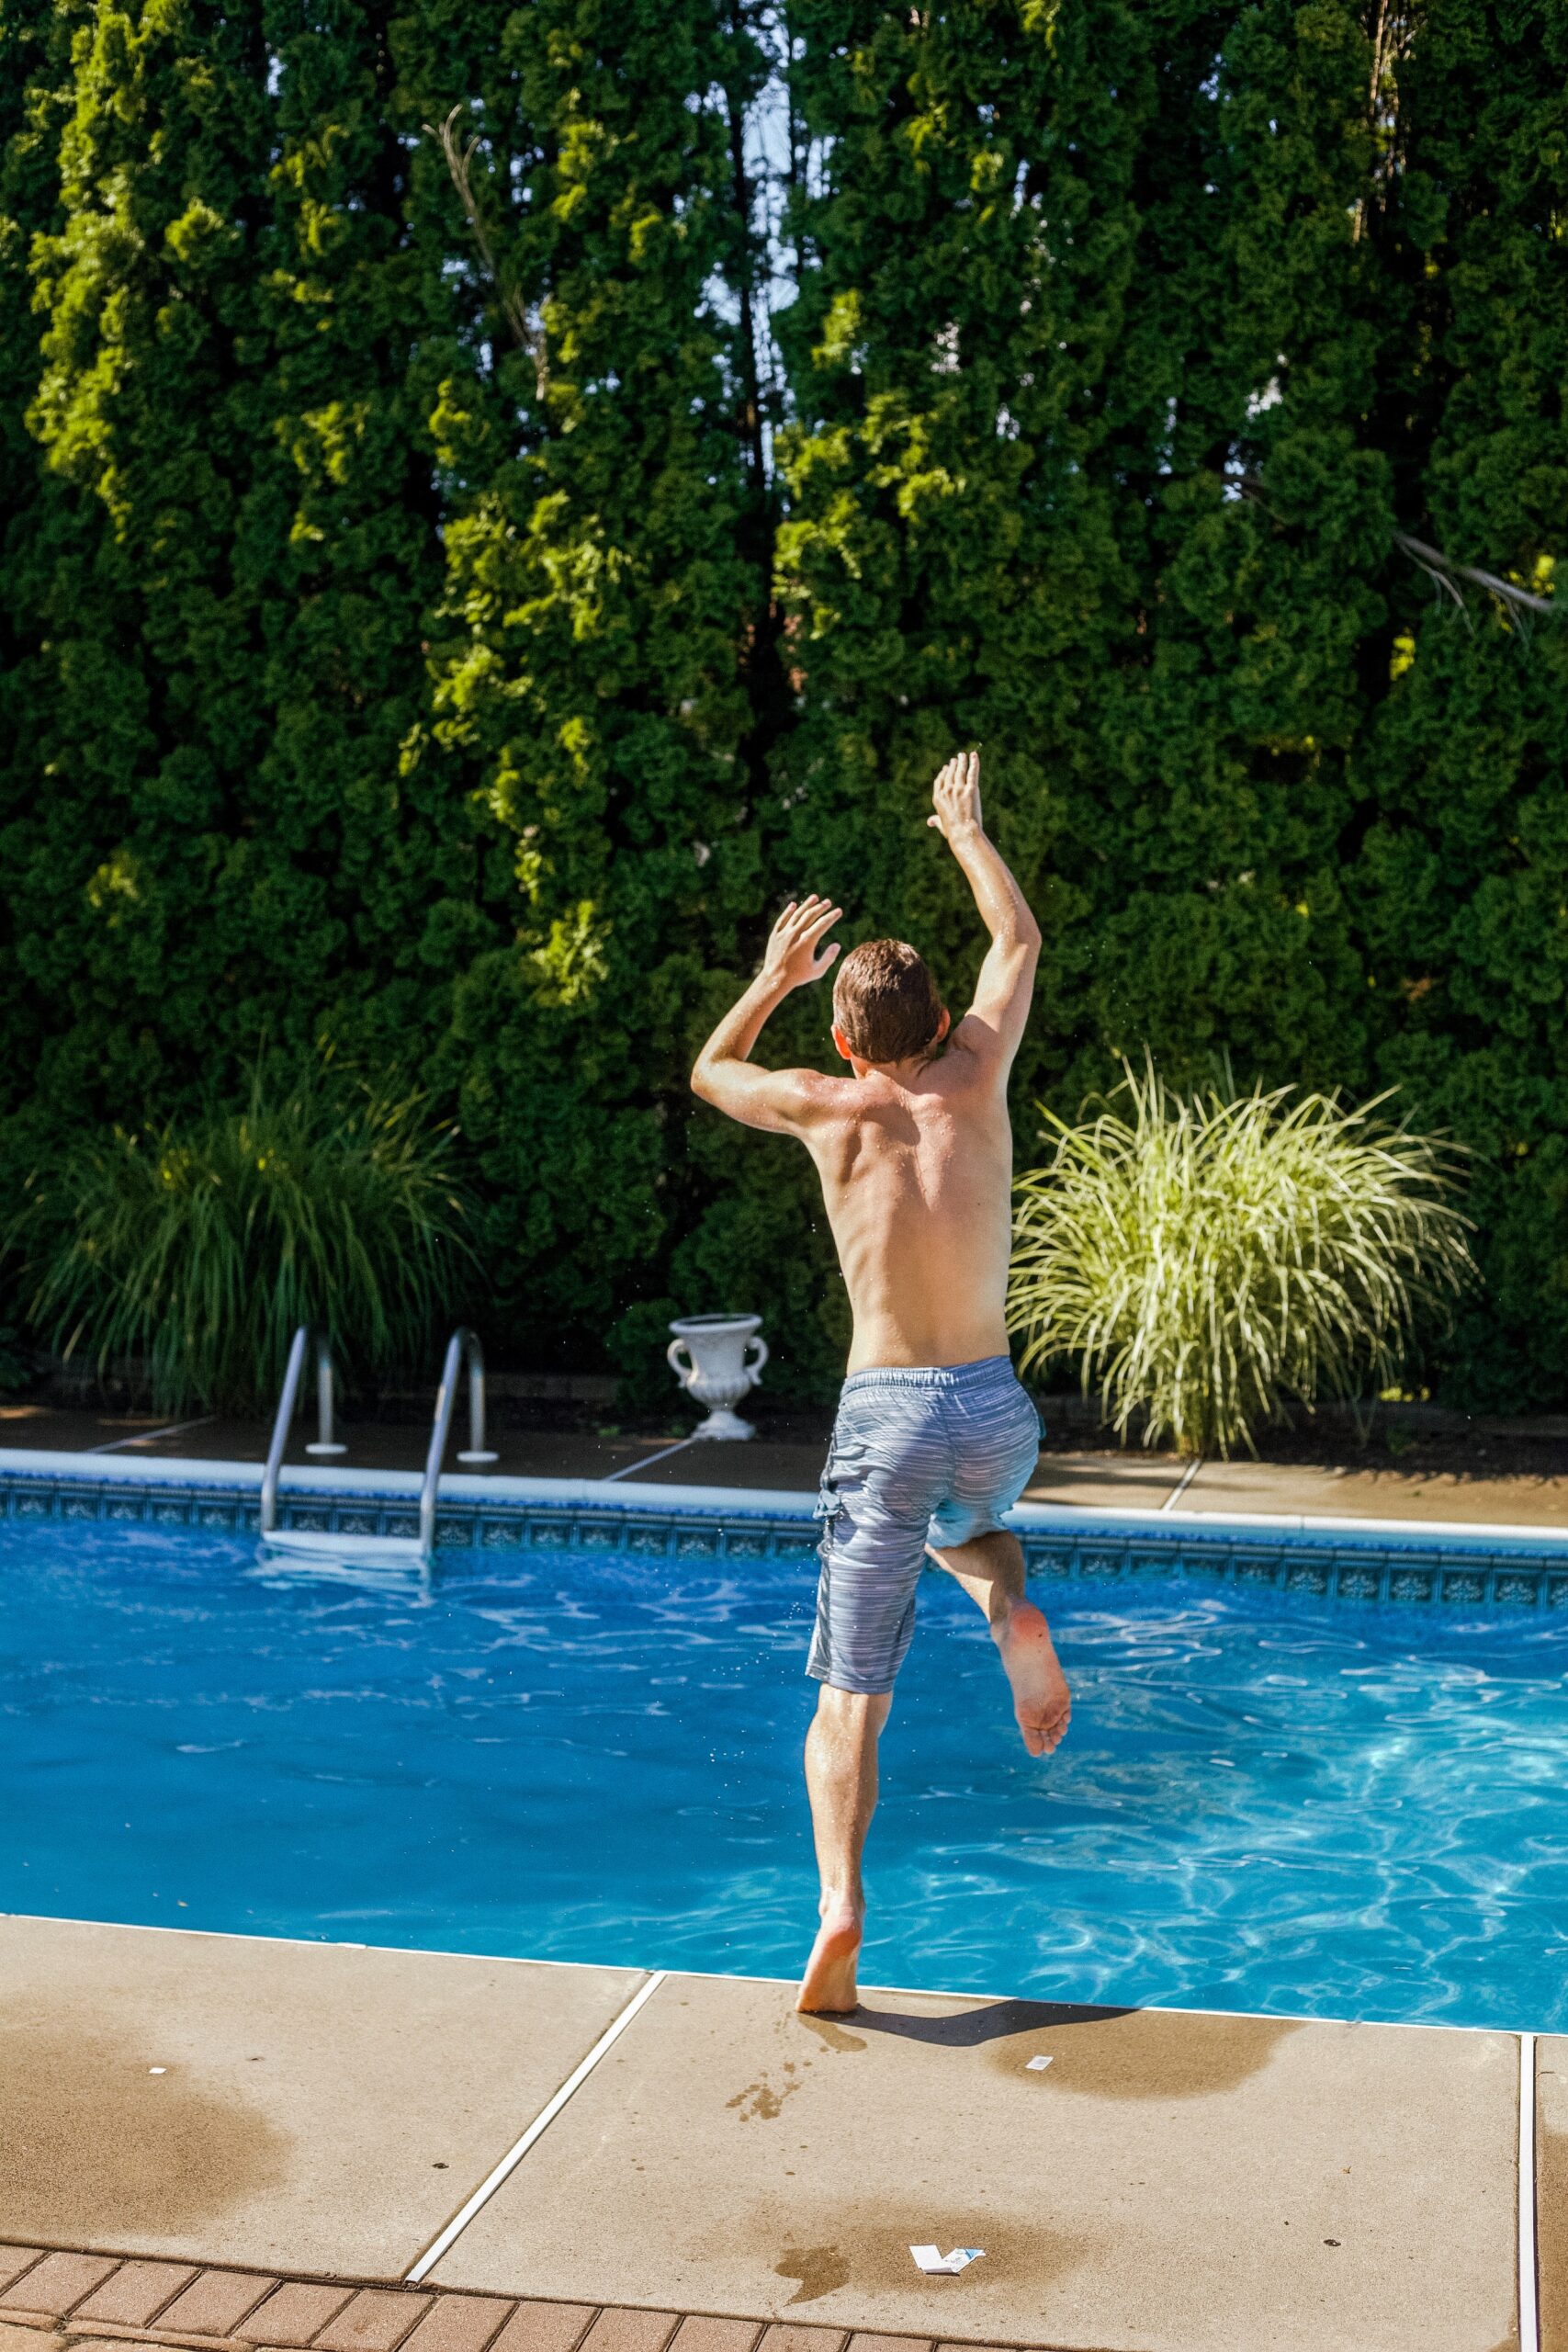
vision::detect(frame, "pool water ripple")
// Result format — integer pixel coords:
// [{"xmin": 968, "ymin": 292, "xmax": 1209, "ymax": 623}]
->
[{"xmin": 3, "ymin": 1515, "xmax": 1567, "ymax": 2028}]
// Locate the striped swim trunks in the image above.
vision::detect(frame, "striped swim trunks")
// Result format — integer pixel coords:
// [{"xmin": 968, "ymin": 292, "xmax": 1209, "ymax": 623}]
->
[{"xmin": 807, "ymin": 1355, "xmax": 1043, "ymax": 1696}]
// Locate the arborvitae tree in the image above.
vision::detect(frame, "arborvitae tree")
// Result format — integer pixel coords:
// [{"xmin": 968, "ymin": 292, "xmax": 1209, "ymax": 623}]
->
[
  {"xmin": 0, "ymin": 0, "xmax": 80, "ymax": 1120},
  {"xmin": 1353, "ymin": 0, "xmax": 1568, "ymax": 1408},
  {"xmin": 244, "ymin": 1, "xmax": 502, "ymax": 1082},
  {"xmin": 5, "ymin": 0, "xmax": 495, "ymax": 1293},
  {"xmin": 6, "ymin": 0, "xmax": 268, "ymax": 1136},
  {"xmin": 397, "ymin": 0, "xmax": 780, "ymax": 1366}
]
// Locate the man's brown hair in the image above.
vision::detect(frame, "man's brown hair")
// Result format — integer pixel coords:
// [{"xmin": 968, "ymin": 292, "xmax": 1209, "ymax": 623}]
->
[{"xmin": 832, "ymin": 939, "xmax": 945, "ymax": 1065}]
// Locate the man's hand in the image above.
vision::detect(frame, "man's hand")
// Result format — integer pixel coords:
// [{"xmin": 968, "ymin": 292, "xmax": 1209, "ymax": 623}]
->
[
  {"xmin": 926, "ymin": 748, "xmax": 1040, "ymax": 1074},
  {"xmin": 927, "ymin": 750, "xmax": 983, "ymax": 844},
  {"xmin": 691, "ymin": 894, "xmax": 843, "ymax": 1134},
  {"xmin": 761, "ymin": 894, "xmax": 842, "ymax": 991}
]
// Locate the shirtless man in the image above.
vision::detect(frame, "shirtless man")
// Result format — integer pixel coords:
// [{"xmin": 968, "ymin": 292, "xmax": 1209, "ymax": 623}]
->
[{"xmin": 691, "ymin": 751, "xmax": 1072, "ymax": 2014}]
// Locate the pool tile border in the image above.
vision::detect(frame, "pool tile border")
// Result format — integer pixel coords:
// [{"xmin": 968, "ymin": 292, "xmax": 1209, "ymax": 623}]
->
[{"xmin": 2, "ymin": 1458, "xmax": 1567, "ymax": 1610}]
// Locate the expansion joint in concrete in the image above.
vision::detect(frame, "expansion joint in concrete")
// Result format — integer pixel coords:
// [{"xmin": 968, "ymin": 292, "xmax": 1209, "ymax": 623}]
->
[
  {"xmin": 405, "ymin": 1973, "xmax": 671, "ymax": 2286},
  {"xmin": 1520, "ymin": 2030, "xmax": 1539, "ymax": 2352}
]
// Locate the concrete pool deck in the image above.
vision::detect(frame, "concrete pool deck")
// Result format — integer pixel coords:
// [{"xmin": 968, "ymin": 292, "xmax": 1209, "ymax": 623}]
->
[{"xmin": 0, "ymin": 1916, "xmax": 1545, "ymax": 2352}]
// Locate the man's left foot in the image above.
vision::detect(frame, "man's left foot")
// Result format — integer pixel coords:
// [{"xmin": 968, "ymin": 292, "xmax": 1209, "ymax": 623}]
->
[
  {"xmin": 795, "ymin": 1898, "xmax": 863, "ymax": 2013},
  {"xmin": 997, "ymin": 1600, "xmax": 1071, "ymax": 1756}
]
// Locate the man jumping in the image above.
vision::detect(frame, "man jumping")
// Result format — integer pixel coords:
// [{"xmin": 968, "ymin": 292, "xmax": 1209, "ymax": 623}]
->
[{"xmin": 691, "ymin": 752, "xmax": 1072, "ymax": 2015}]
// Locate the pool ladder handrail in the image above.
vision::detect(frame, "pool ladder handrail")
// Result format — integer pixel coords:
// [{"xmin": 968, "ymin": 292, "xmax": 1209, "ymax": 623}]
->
[
  {"xmin": 260, "ymin": 1327, "xmax": 336, "ymax": 1539},
  {"xmin": 419, "ymin": 1325, "xmax": 498, "ymax": 1555},
  {"xmin": 260, "ymin": 1324, "xmax": 498, "ymax": 1555}
]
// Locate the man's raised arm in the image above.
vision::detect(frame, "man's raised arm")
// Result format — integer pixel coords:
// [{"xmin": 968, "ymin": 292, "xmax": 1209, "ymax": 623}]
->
[
  {"xmin": 930, "ymin": 752, "xmax": 1041, "ymax": 1068},
  {"xmin": 691, "ymin": 895, "xmax": 844, "ymax": 1133}
]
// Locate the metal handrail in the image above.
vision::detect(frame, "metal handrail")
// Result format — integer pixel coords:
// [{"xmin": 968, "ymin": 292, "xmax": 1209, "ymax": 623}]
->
[
  {"xmin": 457, "ymin": 1328, "xmax": 497, "ymax": 1465},
  {"xmin": 260, "ymin": 1326, "xmax": 347, "ymax": 1535},
  {"xmin": 419, "ymin": 1328, "xmax": 495, "ymax": 1554},
  {"xmin": 305, "ymin": 1331, "xmax": 347, "ymax": 1456},
  {"xmin": 260, "ymin": 1326, "xmax": 310, "ymax": 1537}
]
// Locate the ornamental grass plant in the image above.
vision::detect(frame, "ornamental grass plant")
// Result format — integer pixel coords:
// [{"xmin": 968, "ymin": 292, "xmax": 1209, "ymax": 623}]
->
[
  {"xmin": 1009, "ymin": 1060, "xmax": 1477, "ymax": 1459},
  {"xmin": 18, "ymin": 1070, "xmax": 475, "ymax": 1415}
]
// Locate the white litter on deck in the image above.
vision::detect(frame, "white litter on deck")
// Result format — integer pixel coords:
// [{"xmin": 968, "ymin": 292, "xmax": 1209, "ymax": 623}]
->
[
  {"xmin": 909, "ymin": 2245, "xmax": 985, "ymax": 2276},
  {"xmin": 1026, "ymin": 2053, "xmax": 1053, "ymax": 2070}
]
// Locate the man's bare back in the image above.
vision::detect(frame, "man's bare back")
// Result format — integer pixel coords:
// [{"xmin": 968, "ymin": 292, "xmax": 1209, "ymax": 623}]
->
[
  {"xmin": 691, "ymin": 752, "xmax": 1071, "ymax": 2014},
  {"xmin": 797, "ymin": 1046, "xmax": 1015, "ymax": 1373}
]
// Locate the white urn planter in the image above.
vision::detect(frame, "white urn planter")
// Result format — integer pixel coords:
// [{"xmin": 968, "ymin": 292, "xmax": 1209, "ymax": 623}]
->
[{"xmin": 667, "ymin": 1314, "xmax": 769, "ymax": 1441}]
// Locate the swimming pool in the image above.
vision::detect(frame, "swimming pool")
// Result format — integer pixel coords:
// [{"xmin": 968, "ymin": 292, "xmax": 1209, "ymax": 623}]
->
[{"xmin": 4, "ymin": 1502, "xmax": 1567, "ymax": 2033}]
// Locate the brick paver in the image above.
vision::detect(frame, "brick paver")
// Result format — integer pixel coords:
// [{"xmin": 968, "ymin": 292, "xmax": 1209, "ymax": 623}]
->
[
  {"xmin": 669, "ymin": 2324, "xmax": 761, "ymax": 2352},
  {"xmin": 0, "ymin": 2324, "xmax": 62, "ymax": 2352},
  {"xmin": 0, "ymin": 2258, "xmax": 119, "ymax": 2320},
  {"xmin": 399, "ymin": 2301, "xmax": 513, "ymax": 2352},
  {"xmin": 241, "ymin": 2286, "xmax": 355, "ymax": 2347},
  {"xmin": 70, "ymin": 2326, "xmax": 250, "ymax": 2349},
  {"xmin": 156, "ymin": 2276, "xmax": 279, "ymax": 2338},
  {"xmin": 59, "ymin": 2340, "xmax": 169, "ymax": 2352},
  {"xmin": 310, "ymin": 2295, "xmax": 432, "ymax": 2352},
  {"xmin": 73, "ymin": 2268, "xmax": 197, "ymax": 2331},
  {"xmin": 489, "ymin": 2304, "xmax": 596, "ymax": 2352},
  {"xmin": 577, "ymin": 2316, "xmax": 679, "ymax": 2352},
  {"xmin": 0, "ymin": 2253, "xmax": 1055, "ymax": 2352}
]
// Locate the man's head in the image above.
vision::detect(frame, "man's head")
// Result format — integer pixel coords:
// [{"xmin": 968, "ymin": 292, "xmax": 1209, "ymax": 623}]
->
[{"xmin": 831, "ymin": 939, "xmax": 949, "ymax": 1069}]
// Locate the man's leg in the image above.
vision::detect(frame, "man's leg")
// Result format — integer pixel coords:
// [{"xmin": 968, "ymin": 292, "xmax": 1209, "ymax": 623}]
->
[
  {"xmin": 927, "ymin": 1529, "xmax": 1071, "ymax": 1757},
  {"xmin": 796, "ymin": 1683, "xmax": 891, "ymax": 2015}
]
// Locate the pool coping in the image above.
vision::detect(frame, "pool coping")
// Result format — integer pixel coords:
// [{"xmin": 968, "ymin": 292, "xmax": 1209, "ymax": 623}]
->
[
  {"xmin": 4, "ymin": 1907, "xmax": 1528, "ymax": 2035},
  {"xmin": 4, "ymin": 1441, "xmax": 1568, "ymax": 1544}
]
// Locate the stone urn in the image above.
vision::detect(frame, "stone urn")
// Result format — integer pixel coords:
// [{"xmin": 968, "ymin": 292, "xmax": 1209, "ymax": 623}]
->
[{"xmin": 667, "ymin": 1313, "xmax": 769, "ymax": 1442}]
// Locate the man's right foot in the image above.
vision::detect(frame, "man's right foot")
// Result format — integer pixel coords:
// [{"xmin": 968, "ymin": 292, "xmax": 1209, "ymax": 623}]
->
[
  {"xmin": 997, "ymin": 1600, "xmax": 1071, "ymax": 1757},
  {"xmin": 795, "ymin": 1899, "xmax": 863, "ymax": 2014}
]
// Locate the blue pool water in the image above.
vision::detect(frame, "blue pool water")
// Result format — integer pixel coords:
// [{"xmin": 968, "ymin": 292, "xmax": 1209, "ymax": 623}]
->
[{"xmin": 3, "ymin": 1513, "xmax": 1567, "ymax": 2030}]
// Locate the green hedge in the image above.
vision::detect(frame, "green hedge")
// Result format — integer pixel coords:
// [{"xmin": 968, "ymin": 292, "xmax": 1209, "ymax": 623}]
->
[{"xmin": 2, "ymin": 0, "xmax": 1565, "ymax": 1408}]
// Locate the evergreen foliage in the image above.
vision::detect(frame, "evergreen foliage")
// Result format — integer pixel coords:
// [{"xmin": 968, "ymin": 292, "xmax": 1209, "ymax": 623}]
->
[
  {"xmin": 1, "ymin": 0, "xmax": 1564, "ymax": 1407},
  {"xmin": 2, "ymin": 0, "xmax": 496, "ymax": 1206},
  {"xmin": 396, "ymin": 0, "xmax": 779, "ymax": 1367}
]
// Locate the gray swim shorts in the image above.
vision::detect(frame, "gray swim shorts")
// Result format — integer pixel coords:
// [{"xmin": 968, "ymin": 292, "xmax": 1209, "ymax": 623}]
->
[{"xmin": 807, "ymin": 1355, "xmax": 1043, "ymax": 1695}]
